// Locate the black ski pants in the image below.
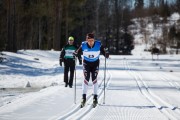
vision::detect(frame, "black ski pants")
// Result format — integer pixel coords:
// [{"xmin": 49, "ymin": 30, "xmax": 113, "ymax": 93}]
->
[
  {"xmin": 83, "ymin": 59, "xmax": 99, "ymax": 83},
  {"xmin": 64, "ymin": 58, "xmax": 75, "ymax": 86}
]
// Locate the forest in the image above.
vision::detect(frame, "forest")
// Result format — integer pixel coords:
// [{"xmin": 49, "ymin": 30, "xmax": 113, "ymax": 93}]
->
[{"xmin": 0, "ymin": 0, "xmax": 180, "ymax": 54}]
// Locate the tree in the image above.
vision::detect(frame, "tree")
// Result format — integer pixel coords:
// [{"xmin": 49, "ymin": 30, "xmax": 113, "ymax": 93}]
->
[
  {"xmin": 63, "ymin": 0, "xmax": 86, "ymax": 45},
  {"xmin": 120, "ymin": 32, "xmax": 134, "ymax": 55},
  {"xmin": 98, "ymin": 0, "xmax": 111, "ymax": 47},
  {"xmin": 134, "ymin": 0, "xmax": 144, "ymax": 17},
  {"xmin": 169, "ymin": 25, "xmax": 180, "ymax": 54},
  {"xmin": 0, "ymin": 1, "xmax": 7, "ymax": 51},
  {"xmin": 169, "ymin": 25, "xmax": 176, "ymax": 44},
  {"xmin": 159, "ymin": 0, "xmax": 170, "ymax": 20},
  {"xmin": 175, "ymin": 30, "xmax": 180, "ymax": 54},
  {"xmin": 114, "ymin": 0, "xmax": 120, "ymax": 54},
  {"xmin": 176, "ymin": 0, "xmax": 180, "ymax": 13},
  {"xmin": 134, "ymin": 0, "xmax": 144, "ymax": 10},
  {"xmin": 159, "ymin": 25, "xmax": 168, "ymax": 54},
  {"xmin": 149, "ymin": 0, "xmax": 155, "ymax": 8},
  {"xmin": 6, "ymin": 0, "xmax": 17, "ymax": 52},
  {"xmin": 1, "ymin": 0, "xmax": 176, "ymax": 54},
  {"xmin": 54, "ymin": 0, "xmax": 62, "ymax": 50}
]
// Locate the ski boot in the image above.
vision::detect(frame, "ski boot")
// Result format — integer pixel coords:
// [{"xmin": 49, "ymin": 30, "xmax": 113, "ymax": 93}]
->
[
  {"xmin": 93, "ymin": 95, "xmax": 98, "ymax": 108},
  {"xmin": 80, "ymin": 94, "xmax": 86, "ymax": 108},
  {"xmin": 80, "ymin": 98, "xmax": 86, "ymax": 108}
]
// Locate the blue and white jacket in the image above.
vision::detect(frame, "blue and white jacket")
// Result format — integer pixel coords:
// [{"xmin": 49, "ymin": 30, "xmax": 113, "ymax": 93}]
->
[{"xmin": 78, "ymin": 40, "xmax": 106, "ymax": 62}]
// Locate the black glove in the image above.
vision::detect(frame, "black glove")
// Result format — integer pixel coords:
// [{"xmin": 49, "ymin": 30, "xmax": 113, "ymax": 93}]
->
[
  {"xmin": 59, "ymin": 59, "xmax": 63, "ymax": 66},
  {"xmin": 105, "ymin": 52, "xmax": 109, "ymax": 59}
]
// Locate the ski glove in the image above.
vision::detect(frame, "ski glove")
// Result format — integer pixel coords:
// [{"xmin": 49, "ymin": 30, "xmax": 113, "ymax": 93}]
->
[
  {"xmin": 105, "ymin": 52, "xmax": 109, "ymax": 58},
  {"xmin": 59, "ymin": 58, "xmax": 63, "ymax": 66}
]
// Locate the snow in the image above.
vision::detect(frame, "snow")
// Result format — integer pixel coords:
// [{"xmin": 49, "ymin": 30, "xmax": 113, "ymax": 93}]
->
[
  {"xmin": 169, "ymin": 13, "xmax": 180, "ymax": 21},
  {"xmin": 0, "ymin": 44, "xmax": 180, "ymax": 120},
  {"xmin": 131, "ymin": 12, "xmax": 180, "ymax": 50}
]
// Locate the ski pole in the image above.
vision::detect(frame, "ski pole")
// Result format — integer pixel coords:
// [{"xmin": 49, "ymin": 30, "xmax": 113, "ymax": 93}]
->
[
  {"xmin": 74, "ymin": 56, "xmax": 77, "ymax": 104},
  {"xmin": 103, "ymin": 48, "xmax": 107, "ymax": 104}
]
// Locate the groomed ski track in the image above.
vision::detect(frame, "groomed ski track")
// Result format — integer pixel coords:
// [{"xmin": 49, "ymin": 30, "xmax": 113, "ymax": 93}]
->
[
  {"xmin": 56, "ymin": 57, "xmax": 180, "ymax": 120},
  {"xmin": 1, "ymin": 55, "xmax": 180, "ymax": 120}
]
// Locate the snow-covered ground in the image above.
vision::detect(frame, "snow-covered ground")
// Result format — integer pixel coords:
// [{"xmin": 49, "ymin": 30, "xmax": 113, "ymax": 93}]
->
[{"xmin": 0, "ymin": 45, "xmax": 180, "ymax": 120}]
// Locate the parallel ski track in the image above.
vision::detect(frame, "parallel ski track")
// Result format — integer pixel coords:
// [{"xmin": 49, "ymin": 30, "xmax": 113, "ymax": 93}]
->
[
  {"xmin": 57, "ymin": 59, "xmax": 112, "ymax": 120},
  {"xmin": 155, "ymin": 72, "xmax": 180, "ymax": 92},
  {"xmin": 123, "ymin": 59, "xmax": 180, "ymax": 120}
]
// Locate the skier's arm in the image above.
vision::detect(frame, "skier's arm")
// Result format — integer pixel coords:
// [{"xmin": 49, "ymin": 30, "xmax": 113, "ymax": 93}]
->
[
  {"xmin": 59, "ymin": 47, "xmax": 65, "ymax": 66},
  {"xmin": 75, "ymin": 45, "xmax": 82, "ymax": 64},
  {"xmin": 74, "ymin": 45, "xmax": 82, "ymax": 56},
  {"xmin": 76, "ymin": 45, "xmax": 82, "ymax": 54}
]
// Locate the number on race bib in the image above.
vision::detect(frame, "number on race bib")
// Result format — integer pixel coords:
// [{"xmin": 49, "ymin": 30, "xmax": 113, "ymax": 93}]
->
[{"xmin": 89, "ymin": 55, "xmax": 94, "ymax": 58}]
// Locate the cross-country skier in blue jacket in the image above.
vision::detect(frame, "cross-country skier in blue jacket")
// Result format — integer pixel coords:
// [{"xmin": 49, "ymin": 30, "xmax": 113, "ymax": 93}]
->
[{"xmin": 74, "ymin": 33, "xmax": 109, "ymax": 107}]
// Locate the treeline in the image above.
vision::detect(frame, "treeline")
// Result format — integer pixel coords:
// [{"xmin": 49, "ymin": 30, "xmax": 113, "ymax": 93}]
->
[{"xmin": 0, "ymin": 0, "xmax": 179, "ymax": 54}]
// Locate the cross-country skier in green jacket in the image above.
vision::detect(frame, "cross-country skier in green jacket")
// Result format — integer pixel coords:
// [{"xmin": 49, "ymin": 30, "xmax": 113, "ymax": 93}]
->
[{"xmin": 59, "ymin": 36, "xmax": 82, "ymax": 88}]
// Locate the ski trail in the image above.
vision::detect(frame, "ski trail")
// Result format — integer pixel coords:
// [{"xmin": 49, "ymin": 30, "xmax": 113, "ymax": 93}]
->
[
  {"xmin": 124, "ymin": 59, "xmax": 180, "ymax": 120},
  {"xmin": 82, "ymin": 58, "xmax": 168, "ymax": 120},
  {"xmin": 56, "ymin": 59, "xmax": 111, "ymax": 120},
  {"xmin": 157, "ymin": 72, "xmax": 180, "ymax": 92}
]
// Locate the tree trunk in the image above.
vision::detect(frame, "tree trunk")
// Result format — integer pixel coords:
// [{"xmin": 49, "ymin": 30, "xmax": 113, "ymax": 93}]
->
[
  {"xmin": 176, "ymin": 42, "xmax": 180, "ymax": 54},
  {"xmin": 7, "ymin": 0, "xmax": 12, "ymax": 51},
  {"xmin": 7, "ymin": 0, "xmax": 17, "ymax": 52},
  {"xmin": 115, "ymin": 0, "xmax": 119, "ymax": 54},
  {"xmin": 54, "ymin": 0, "xmax": 62, "ymax": 50},
  {"xmin": 38, "ymin": 18, "xmax": 42, "ymax": 49},
  {"xmin": 12, "ymin": 0, "xmax": 17, "ymax": 52},
  {"xmin": 104, "ymin": 0, "xmax": 109, "ymax": 48},
  {"xmin": 65, "ymin": 0, "xmax": 69, "ymax": 43},
  {"xmin": 95, "ymin": 0, "xmax": 99, "ymax": 38}
]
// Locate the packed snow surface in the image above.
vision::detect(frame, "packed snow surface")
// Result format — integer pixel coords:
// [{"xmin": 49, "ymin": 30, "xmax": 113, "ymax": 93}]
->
[{"xmin": 0, "ymin": 45, "xmax": 180, "ymax": 120}]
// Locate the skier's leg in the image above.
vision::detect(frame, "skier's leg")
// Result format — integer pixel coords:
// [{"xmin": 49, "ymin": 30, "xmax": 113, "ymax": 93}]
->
[
  {"xmin": 92, "ymin": 69, "xmax": 99, "ymax": 107},
  {"xmin": 82, "ymin": 69, "xmax": 90, "ymax": 95},
  {"xmin": 69, "ymin": 65, "xmax": 75, "ymax": 87},
  {"xmin": 64, "ymin": 63, "xmax": 69, "ymax": 87},
  {"xmin": 81, "ymin": 62, "xmax": 90, "ymax": 108},
  {"xmin": 82, "ymin": 62, "xmax": 90, "ymax": 97},
  {"xmin": 91, "ymin": 61, "xmax": 99, "ymax": 107},
  {"xmin": 92, "ymin": 61, "xmax": 99, "ymax": 96}
]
